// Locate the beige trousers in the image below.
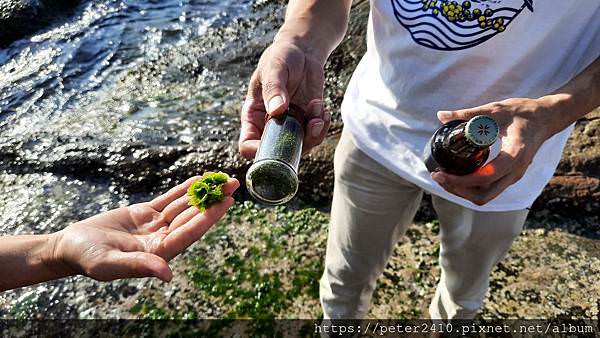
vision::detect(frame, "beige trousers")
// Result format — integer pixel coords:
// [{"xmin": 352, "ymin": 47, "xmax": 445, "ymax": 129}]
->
[{"xmin": 319, "ymin": 129, "xmax": 529, "ymax": 319}]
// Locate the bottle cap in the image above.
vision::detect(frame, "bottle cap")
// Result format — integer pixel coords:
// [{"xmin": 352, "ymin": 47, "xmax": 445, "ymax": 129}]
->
[{"xmin": 464, "ymin": 115, "xmax": 499, "ymax": 147}]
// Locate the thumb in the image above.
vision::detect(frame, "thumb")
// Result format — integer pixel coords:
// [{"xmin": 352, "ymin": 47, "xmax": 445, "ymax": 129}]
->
[
  {"xmin": 261, "ymin": 62, "xmax": 289, "ymax": 116},
  {"xmin": 437, "ymin": 106, "xmax": 490, "ymax": 124},
  {"xmin": 103, "ymin": 251, "xmax": 173, "ymax": 282}
]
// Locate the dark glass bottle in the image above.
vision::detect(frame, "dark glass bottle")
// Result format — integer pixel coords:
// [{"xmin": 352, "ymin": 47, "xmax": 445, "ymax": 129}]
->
[{"xmin": 424, "ymin": 115, "xmax": 499, "ymax": 175}]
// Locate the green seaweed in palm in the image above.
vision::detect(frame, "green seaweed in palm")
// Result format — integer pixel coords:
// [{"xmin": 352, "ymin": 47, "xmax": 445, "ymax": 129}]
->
[{"xmin": 187, "ymin": 172, "xmax": 229, "ymax": 212}]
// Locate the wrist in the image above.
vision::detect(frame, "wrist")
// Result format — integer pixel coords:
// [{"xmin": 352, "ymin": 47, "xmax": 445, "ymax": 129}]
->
[
  {"xmin": 40, "ymin": 230, "xmax": 76, "ymax": 279},
  {"xmin": 275, "ymin": 23, "xmax": 334, "ymax": 66},
  {"xmin": 534, "ymin": 93, "xmax": 574, "ymax": 139}
]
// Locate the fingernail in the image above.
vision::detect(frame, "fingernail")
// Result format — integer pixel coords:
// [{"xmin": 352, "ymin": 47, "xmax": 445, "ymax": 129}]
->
[
  {"xmin": 267, "ymin": 96, "xmax": 284, "ymax": 113},
  {"xmin": 431, "ymin": 172, "xmax": 445, "ymax": 184},
  {"xmin": 438, "ymin": 111, "xmax": 452, "ymax": 119},
  {"xmin": 309, "ymin": 102, "xmax": 323, "ymax": 117},
  {"xmin": 311, "ymin": 121, "xmax": 324, "ymax": 138}
]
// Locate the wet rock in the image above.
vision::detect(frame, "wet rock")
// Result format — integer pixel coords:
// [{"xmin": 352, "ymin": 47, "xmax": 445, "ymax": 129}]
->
[
  {"xmin": 0, "ymin": 0, "xmax": 353, "ymax": 202},
  {"xmin": 558, "ymin": 109, "xmax": 600, "ymax": 174},
  {"xmin": 298, "ymin": 132, "xmax": 339, "ymax": 203},
  {"xmin": 535, "ymin": 108, "xmax": 600, "ymax": 214},
  {"xmin": 0, "ymin": 0, "xmax": 81, "ymax": 47},
  {"xmin": 1, "ymin": 0, "xmax": 596, "ymax": 215},
  {"xmin": 534, "ymin": 175, "xmax": 600, "ymax": 213},
  {"xmin": 323, "ymin": 0, "xmax": 369, "ymax": 118}
]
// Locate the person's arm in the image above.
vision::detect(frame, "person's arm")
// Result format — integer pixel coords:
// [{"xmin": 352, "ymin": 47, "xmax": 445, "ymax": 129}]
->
[
  {"xmin": 0, "ymin": 176, "xmax": 239, "ymax": 292},
  {"xmin": 432, "ymin": 57, "xmax": 600, "ymax": 206},
  {"xmin": 239, "ymin": 0, "xmax": 352, "ymax": 159},
  {"xmin": 539, "ymin": 56, "xmax": 600, "ymax": 137},
  {"xmin": 276, "ymin": 0, "xmax": 353, "ymax": 67},
  {"xmin": 0, "ymin": 234, "xmax": 69, "ymax": 291}
]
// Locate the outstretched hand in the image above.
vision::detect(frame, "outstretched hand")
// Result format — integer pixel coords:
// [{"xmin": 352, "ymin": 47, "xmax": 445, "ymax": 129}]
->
[
  {"xmin": 431, "ymin": 98, "xmax": 553, "ymax": 206},
  {"xmin": 50, "ymin": 176, "xmax": 240, "ymax": 282}
]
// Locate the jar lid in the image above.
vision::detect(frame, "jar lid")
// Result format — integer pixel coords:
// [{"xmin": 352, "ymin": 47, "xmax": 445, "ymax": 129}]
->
[{"xmin": 464, "ymin": 115, "xmax": 499, "ymax": 147}]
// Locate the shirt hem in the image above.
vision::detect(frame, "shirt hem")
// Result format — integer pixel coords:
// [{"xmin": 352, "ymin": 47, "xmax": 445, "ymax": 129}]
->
[{"xmin": 343, "ymin": 122, "xmax": 535, "ymax": 212}]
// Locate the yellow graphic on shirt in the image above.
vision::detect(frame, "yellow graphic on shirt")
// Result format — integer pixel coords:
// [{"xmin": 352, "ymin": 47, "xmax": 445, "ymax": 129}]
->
[{"xmin": 392, "ymin": 0, "xmax": 533, "ymax": 50}]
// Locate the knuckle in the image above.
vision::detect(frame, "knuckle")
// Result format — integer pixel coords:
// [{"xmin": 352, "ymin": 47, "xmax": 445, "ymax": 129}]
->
[
  {"xmin": 262, "ymin": 80, "xmax": 282, "ymax": 95},
  {"xmin": 501, "ymin": 98, "xmax": 515, "ymax": 106},
  {"xmin": 490, "ymin": 103, "xmax": 504, "ymax": 114},
  {"xmin": 270, "ymin": 55, "xmax": 288, "ymax": 68},
  {"xmin": 260, "ymin": 53, "xmax": 286, "ymax": 72},
  {"xmin": 490, "ymin": 101, "xmax": 507, "ymax": 114}
]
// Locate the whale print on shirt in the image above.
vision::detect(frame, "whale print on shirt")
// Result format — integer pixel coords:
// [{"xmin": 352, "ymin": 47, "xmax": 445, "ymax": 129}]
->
[{"xmin": 391, "ymin": 0, "xmax": 534, "ymax": 50}]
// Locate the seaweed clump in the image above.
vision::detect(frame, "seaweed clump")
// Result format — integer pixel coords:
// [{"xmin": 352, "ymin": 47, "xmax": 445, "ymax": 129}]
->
[
  {"xmin": 246, "ymin": 160, "xmax": 298, "ymax": 205},
  {"xmin": 246, "ymin": 112, "xmax": 303, "ymax": 205},
  {"xmin": 187, "ymin": 172, "xmax": 230, "ymax": 212}
]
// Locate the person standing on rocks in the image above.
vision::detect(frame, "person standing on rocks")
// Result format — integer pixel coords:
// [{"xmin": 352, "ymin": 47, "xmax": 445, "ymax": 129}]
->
[{"xmin": 239, "ymin": 0, "xmax": 600, "ymax": 319}]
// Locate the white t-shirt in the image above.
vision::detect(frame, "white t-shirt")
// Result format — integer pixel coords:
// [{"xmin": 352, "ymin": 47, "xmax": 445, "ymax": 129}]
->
[{"xmin": 342, "ymin": 0, "xmax": 600, "ymax": 211}]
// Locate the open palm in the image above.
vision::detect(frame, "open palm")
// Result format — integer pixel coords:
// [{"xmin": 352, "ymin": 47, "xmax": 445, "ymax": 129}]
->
[{"xmin": 52, "ymin": 176, "xmax": 239, "ymax": 282}]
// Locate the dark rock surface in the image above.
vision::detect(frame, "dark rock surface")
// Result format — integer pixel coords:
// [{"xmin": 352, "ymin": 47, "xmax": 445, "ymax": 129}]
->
[
  {"xmin": 0, "ymin": 0, "xmax": 81, "ymax": 47},
  {"xmin": 1, "ymin": 0, "xmax": 597, "ymax": 215},
  {"xmin": 534, "ymin": 109, "xmax": 600, "ymax": 213}
]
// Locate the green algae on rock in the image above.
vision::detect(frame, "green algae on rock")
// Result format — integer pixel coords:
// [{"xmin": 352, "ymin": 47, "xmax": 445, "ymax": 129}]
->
[{"xmin": 187, "ymin": 172, "xmax": 229, "ymax": 212}]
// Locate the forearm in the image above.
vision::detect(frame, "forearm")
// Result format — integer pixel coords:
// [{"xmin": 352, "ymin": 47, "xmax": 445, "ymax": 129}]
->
[
  {"xmin": 0, "ymin": 233, "xmax": 71, "ymax": 291},
  {"xmin": 275, "ymin": 0, "xmax": 352, "ymax": 65},
  {"xmin": 538, "ymin": 56, "xmax": 600, "ymax": 138}
]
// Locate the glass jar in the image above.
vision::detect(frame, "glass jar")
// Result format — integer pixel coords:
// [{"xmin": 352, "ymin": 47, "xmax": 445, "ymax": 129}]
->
[{"xmin": 245, "ymin": 105, "xmax": 305, "ymax": 205}]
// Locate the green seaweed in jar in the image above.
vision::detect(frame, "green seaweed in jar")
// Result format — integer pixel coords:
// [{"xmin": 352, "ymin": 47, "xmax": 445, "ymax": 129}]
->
[
  {"xmin": 246, "ymin": 105, "xmax": 305, "ymax": 205},
  {"xmin": 246, "ymin": 159, "xmax": 298, "ymax": 204}
]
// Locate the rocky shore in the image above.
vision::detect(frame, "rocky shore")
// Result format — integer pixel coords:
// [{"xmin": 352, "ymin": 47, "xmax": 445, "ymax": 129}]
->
[
  {"xmin": 0, "ymin": 0, "xmax": 81, "ymax": 47},
  {"xmin": 0, "ymin": 0, "xmax": 598, "ymax": 321},
  {"xmin": 2, "ymin": 0, "xmax": 597, "ymax": 213}
]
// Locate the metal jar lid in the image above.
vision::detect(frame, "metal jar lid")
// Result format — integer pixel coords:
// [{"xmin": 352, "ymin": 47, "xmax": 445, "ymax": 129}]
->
[{"xmin": 464, "ymin": 115, "xmax": 499, "ymax": 147}]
